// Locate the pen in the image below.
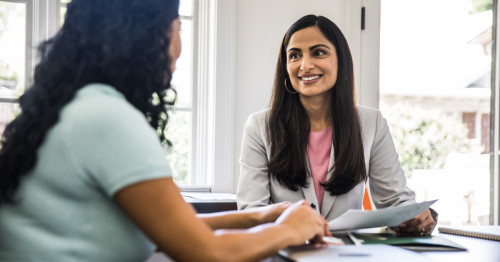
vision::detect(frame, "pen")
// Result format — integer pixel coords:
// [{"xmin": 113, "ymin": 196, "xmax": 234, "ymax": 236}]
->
[{"xmin": 347, "ymin": 232, "xmax": 364, "ymax": 246}]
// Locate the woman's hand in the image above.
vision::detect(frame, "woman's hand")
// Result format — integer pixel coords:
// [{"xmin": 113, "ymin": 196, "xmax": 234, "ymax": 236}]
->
[
  {"xmin": 275, "ymin": 200, "xmax": 330, "ymax": 246},
  {"xmin": 256, "ymin": 202, "xmax": 292, "ymax": 224},
  {"xmin": 391, "ymin": 209, "xmax": 436, "ymax": 236}
]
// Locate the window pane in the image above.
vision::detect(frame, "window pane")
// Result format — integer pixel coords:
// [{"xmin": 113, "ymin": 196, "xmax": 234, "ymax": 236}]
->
[
  {"xmin": 0, "ymin": 2, "xmax": 26, "ymax": 97},
  {"xmin": 168, "ymin": 0, "xmax": 194, "ymax": 188},
  {"xmin": 0, "ymin": 102, "xmax": 18, "ymax": 135},
  {"xmin": 176, "ymin": 19, "xmax": 193, "ymax": 71},
  {"xmin": 60, "ymin": 0, "xmax": 71, "ymax": 26},
  {"xmin": 171, "ymin": 18, "xmax": 193, "ymax": 108},
  {"xmin": 171, "ymin": 68, "xmax": 192, "ymax": 108},
  {"xmin": 380, "ymin": 0, "xmax": 492, "ymax": 226},
  {"xmin": 165, "ymin": 110, "xmax": 192, "ymax": 185},
  {"xmin": 179, "ymin": 0, "xmax": 193, "ymax": 17}
]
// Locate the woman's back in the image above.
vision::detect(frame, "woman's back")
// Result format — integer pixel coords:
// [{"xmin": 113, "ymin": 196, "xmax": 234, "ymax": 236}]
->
[{"xmin": 0, "ymin": 84, "xmax": 172, "ymax": 262}]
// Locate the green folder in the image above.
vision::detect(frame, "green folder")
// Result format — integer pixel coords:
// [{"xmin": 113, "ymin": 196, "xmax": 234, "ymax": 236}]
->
[{"xmin": 351, "ymin": 233, "xmax": 467, "ymax": 252}]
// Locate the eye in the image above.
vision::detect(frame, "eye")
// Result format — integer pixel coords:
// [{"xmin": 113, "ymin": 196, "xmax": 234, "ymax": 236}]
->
[
  {"xmin": 288, "ymin": 52, "xmax": 301, "ymax": 61},
  {"xmin": 314, "ymin": 49, "xmax": 327, "ymax": 57}
]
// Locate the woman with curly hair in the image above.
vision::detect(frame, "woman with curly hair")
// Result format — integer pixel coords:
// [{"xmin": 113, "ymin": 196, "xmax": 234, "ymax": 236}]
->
[
  {"xmin": 0, "ymin": 1, "xmax": 330, "ymax": 261},
  {"xmin": 237, "ymin": 15, "xmax": 437, "ymax": 236}
]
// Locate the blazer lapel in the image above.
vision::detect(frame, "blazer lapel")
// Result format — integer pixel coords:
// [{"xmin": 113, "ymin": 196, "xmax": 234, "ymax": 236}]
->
[
  {"xmin": 301, "ymin": 157, "xmax": 319, "ymax": 211},
  {"xmin": 320, "ymin": 144, "xmax": 336, "ymax": 217}
]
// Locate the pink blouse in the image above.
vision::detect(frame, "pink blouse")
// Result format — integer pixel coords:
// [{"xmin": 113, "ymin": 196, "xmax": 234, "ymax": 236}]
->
[{"xmin": 307, "ymin": 126, "xmax": 333, "ymax": 211}]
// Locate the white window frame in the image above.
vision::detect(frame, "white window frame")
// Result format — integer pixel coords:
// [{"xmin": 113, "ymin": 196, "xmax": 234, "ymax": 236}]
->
[
  {"xmin": 491, "ymin": 0, "xmax": 500, "ymax": 225},
  {"xmin": 188, "ymin": 0, "xmax": 235, "ymax": 193},
  {"xmin": 26, "ymin": 0, "xmax": 60, "ymax": 89},
  {"xmin": 0, "ymin": 0, "xmax": 58, "ymax": 98},
  {"xmin": 370, "ymin": 0, "xmax": 500, "ymax": 224}
]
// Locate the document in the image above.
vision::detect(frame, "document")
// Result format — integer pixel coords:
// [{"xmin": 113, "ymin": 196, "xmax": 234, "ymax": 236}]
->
[
  {"xmin": 279, "ymin": 244, "xmax": 433, "ymax": 262},
  {"xmin": 351, "ymin": 232, "xmax": 467, "ymax": 251},
  {"xmin": 181, "ymin": 192, "xmax": 236, "ymax": 201},
  {"xmin": 328, "ymin": 199, "xmax": 437, "ymax": 231}
]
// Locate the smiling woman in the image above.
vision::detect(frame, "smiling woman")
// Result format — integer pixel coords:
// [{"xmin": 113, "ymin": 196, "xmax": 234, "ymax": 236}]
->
[
  {"xmin": 286, "ymin": 26, "xmax": 338, "ymax": 102},
  {"xmin": 237, "ymin": 14, "xmax": 438, "ymax": 237}
]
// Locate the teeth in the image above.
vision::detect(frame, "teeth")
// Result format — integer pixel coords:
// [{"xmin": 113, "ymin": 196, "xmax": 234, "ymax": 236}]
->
[{"xmin": 302, "ymin": 75, "xmax": 320, "ymax": 81}]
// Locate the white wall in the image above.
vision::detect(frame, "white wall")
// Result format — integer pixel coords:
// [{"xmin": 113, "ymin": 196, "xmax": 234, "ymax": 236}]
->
[{"xmin": 231, "ymin": 0, "xmax": 368, "ymax": 192}]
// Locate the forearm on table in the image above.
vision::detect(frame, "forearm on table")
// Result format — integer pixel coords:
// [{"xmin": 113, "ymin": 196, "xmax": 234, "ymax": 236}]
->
[{"xmin": 198, "ymin": 210, "xmax": 262, "ymax": 229}]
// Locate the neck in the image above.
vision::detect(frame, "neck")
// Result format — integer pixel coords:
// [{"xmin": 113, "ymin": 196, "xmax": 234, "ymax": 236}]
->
[{"xmin": 300, "ymin": 94, "xmax": 331, "ymax": 132}]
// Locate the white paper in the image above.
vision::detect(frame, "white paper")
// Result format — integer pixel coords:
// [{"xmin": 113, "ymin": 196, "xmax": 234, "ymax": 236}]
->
[
  {"xmin": 328, "ymin": 199, "xmax": 437, "ymax": 231},
  {"xmin": 181, "ymin": 192, "xmax": 236, "ymax": 201},
  {"xmin": 279, "ymin": 244, "xmax": 433, "ymax": 262}
]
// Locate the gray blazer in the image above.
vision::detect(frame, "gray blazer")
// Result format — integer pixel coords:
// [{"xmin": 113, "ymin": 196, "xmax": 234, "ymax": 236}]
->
[{"xmin": 236, "ymin": 106, "xmax": 415, "ymax": 221}]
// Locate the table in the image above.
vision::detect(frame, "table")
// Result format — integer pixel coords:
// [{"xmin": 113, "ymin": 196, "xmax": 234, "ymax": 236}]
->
[
  {"xmin": 181, "ymin": 192, "xmax": 237, "ymax": 213},
  {"xmin": 265, "ymin": 231, "xmax": 500, "ymax": 262}
]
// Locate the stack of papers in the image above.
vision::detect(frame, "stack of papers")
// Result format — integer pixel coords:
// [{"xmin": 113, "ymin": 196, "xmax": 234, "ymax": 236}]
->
[{"xmin": 328, "ymin": 200, "xmax": 437, "ymax": 231}]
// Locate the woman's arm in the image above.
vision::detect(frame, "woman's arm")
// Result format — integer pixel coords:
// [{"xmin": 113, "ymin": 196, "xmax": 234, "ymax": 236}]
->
[
  {"xmin": 366, "ymin": 109, "xmax": 437, "ymax": 235},
  {"xmin": 114, "ymin": 177, "xmax": 327, "ymax": 262},
  {"xmin": 198, "ymin": 202, "xmax": 291, "ymax": 230},
  {"xmin": 367, "ymin": 109, "xmax": 415, "ymax": 207},
  {"xmin": 237, "ymin": 112, "xmax": 273, "ymax": 210}
]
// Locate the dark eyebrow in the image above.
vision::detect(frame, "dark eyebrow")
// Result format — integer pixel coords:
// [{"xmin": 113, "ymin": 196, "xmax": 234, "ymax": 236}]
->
[
  {"xmin": 287, "ymin": 44, "xmax": 331, "ymax": 53},
  {"xmin": 310, "ymin": 44, "xmax": 330, "ymax": 50},
  {"xmin": 287, "ymin": 47, "xmax": 301, "ymax": 53}
]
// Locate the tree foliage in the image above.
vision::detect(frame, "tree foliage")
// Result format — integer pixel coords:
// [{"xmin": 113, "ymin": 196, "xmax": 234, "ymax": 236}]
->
[
  {"xmin": 471, "ymin": 0, "xmax": 493, "ymax": 13},
  {"xmin": 381, "ymin": 103, "xmax": 470, "ymax": 178}
]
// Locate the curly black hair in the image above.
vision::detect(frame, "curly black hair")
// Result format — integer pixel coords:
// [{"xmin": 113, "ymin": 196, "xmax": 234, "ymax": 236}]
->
[{"xmin": 0, "ymin": 0, "xmax": 180, "ymax": 205}]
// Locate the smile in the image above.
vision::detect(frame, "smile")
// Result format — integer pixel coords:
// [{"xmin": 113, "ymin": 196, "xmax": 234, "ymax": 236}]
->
[
  {"xmin": 298, "ymin": 74, "xmax": 322, "ymax": 83},
  {"xmin": 302, "ymin": 75, "xmax": 319, "ymax": 81}
]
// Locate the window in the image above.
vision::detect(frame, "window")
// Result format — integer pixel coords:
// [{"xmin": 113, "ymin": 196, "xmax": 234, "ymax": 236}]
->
[
  {"xmin": 379, "ymin": 0, "xmax": 495, "ymax": 226},
  {"xmin": 0, "ymin": 1, "xmax": 25, "ymax": 134},
  {"xmin": 0, "ymin": 0, "xmax": 209, "ymax": 188},
  {"xmin": 167, "ymin": 0, "xmax": 195, "ymax": 186},
  {"xmin": 59, "ymin": 0, "xmax": 69, "ymax": 25},
  {"xmin": 0, "ymin": 0, "xmax": 61, "ymax": 135}
]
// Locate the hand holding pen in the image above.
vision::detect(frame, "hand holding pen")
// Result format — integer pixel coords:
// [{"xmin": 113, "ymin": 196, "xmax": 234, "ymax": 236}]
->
[
  {"xmin": 274, "ymin": 200, "xmax": 330, "ymax": 247},
  {"xmin": 307, "ymin": 202, "xmax": 332, "ymax": 246}
]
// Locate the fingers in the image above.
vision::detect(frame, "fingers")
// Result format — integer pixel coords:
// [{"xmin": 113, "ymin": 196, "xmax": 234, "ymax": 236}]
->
[
  {"xmin": 308, "ymin": 234, "xmax": 328, "ymax": 247},
  {"xmin": 392, "ymin": 209, "xmax": 436, "ymax": 236},
  {"xmin": 276, "ymin": 200, "xmax": 327, "ymax": 245},
  {"xmin": 277, "ymin": 200, "xmax": 330, "ymax": 246},
  {"xmin": 324, "ymin": 220, "xmax": 332, "ymax": 237},
  {"xmin": 258, "ymin": 202, "xmax": 293, "ymax": 224},
  {"xmin": 307, "ymin": 215, "xmax": 329, "ymax": 247}
]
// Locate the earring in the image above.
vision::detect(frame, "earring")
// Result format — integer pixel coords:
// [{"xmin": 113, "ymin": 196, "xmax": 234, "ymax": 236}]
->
[{"xmin": 284, "ymin": 79, "xmax": 297, "ymax": 94}]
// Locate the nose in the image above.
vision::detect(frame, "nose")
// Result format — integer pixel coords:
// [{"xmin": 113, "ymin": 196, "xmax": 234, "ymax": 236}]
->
[{"xmin": 300, "ymin": 55, "xmax": 315, "ymax": 72}]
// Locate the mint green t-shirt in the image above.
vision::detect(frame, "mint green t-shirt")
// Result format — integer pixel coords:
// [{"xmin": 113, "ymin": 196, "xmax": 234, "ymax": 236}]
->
[{"xmin": 0, "ymin": 84, "xmax": 173, "ymax": 261}]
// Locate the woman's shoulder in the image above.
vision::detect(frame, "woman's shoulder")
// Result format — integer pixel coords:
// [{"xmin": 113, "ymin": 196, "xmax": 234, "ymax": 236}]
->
[
  {"xmin": 356, "ymin": 105, "xmax": 385, "ymax": 131},
  {"xmin": 63, "ymin": 83, "xmax": 147, "ymax": 130},
  {"xmin": 245, "ymin": 108, "xmax": 271, "ymax": 126},
  {"xmin": 356, "ymin": 105, "xmax": 381, "ymax": 117},
  {"xmin": 248, "ymin": 108, "xmax": 271, "ymax": 119}
]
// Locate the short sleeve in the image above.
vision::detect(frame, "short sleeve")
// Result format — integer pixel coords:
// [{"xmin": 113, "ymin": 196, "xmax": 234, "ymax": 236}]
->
[{"xmin": 65, "ymin": 86, "xmax": 173, "ymax": 197}]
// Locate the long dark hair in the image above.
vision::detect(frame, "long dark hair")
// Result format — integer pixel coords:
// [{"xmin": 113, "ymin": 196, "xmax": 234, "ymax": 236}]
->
[
  {"xmin": 267, "ymin": 14, "xmax": 366, "ymax": 195},
  {"xmin": 0, "ymin": 0, "xmax": 180, "ymax": 205}
]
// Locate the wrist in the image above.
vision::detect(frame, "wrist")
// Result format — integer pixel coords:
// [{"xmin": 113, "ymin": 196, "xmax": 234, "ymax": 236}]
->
[
  {"xmin": 273, "ymin": 223, "xmax": 298, "ymax": 246},
  {"xmin": 244, "ymin": 209, "xmax": 265, "ymax": 227}
]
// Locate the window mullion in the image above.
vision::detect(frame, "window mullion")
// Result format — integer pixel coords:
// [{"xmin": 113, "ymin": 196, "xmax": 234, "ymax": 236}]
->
[
  {"xmin": 491, "ymin": 0, "xmax": 500, "ymax": 225},
  {"xmin": 193, "ymin": 0, "xmax": 215, "ymax": 187},
  {"xmin": 25, "ymin": 0, "xmax": 59, "ymax": 89}
]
